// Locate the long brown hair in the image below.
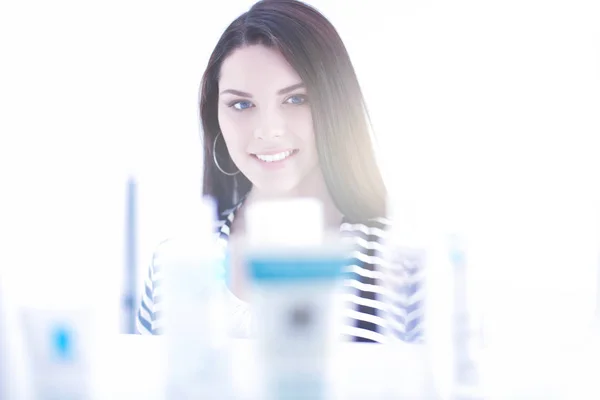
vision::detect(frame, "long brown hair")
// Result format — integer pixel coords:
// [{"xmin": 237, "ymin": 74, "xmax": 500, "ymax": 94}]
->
[{"xmin": 200, "ymin": 0, "xmax": 387, "ymax": 223}]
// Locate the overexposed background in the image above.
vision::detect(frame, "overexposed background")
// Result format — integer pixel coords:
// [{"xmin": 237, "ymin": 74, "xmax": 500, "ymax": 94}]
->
[{"xmin": 1, "ymin": 0, "xmax": 600, "ymax": 338}]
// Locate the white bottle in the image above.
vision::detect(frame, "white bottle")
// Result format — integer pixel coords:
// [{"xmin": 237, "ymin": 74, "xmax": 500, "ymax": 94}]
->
[
  {"xmin": 245, "ymin": 198, "xmax": 347, "ymax": 400},
  {"xmin": 162, "ymin": 196, "xmax": 232, "ymax": 399},
  {"xmin": 382, "ymin": 201, "xmax": 441, "ymax": 399},
  {"xmin": 20, "ymin": 307, "xmax": 95, "ymax": 400},
  {"xmin": 15, "ymin": 261, "xmax": 100, "ymax": 400},
  {"xmin": 447, "ymin": 235, "xmax": 484, "ymax": 400}
]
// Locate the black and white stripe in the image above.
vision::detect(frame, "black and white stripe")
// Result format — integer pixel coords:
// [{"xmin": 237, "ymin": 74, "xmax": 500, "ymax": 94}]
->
[{"xmin": 137, "ymin": 202, "xmax": 424, "ymax": 344}]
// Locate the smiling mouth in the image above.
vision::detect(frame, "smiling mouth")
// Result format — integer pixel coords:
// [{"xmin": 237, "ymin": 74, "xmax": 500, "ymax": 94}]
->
[{"xmin": 251, "ymin": 149, "xmax": 299, "ymax": 163}]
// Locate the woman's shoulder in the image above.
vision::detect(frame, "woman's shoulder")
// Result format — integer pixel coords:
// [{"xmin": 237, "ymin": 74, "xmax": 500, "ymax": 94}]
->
[
  {"xmin": 365, "ymin": 216, "xmax": 391, "ymax": 228},
  {"xmin": 340, "ymin": 215, "xmax": 391, "ymax": 237},
  {"xmin": 339, "ymin": 216, "xmax": 392, "ymax": 264}
]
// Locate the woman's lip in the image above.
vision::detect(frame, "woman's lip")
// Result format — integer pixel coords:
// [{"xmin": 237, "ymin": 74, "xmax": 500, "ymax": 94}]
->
[
  {"xmin": 250, "ymin": 149, "xmax": 297, "ymax": 156},
  {"xmin": 250, "ymin": 149, "xmax": 299, "ymax": 166}
]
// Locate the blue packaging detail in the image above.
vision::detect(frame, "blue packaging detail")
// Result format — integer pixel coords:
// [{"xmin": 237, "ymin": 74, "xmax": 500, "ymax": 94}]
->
[
  {"xmin": 274, "ymin": 375, "xmax": 325, "ymax": 400},
  {"xmin": 223, "ymin": 251, "xmax": 232, "ymax": 286},
  {"xmin": 52, "ymin": 324, "xmax": 73, "ymax": 362},
  {"xmin": 249, "ymin": 254, "xmax": 347, "ymax": 282}
]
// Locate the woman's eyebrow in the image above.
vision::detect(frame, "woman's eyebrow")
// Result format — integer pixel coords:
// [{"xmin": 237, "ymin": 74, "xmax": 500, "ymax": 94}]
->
[
  {"xmin": 220, "ymin": 89, "xmax": 253, "ymax": 97},
  {"xmin": 220, "ymin": 83, "xmax": 304, "ymax": 97},
  {"xmin": 277, "ymin": 82, "xmax": 304, "ymax": 95}
]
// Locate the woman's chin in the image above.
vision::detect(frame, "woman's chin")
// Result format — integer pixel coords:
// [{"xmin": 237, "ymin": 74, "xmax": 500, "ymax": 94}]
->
[{"xmin": 248, "ymin": 180, "xmax": 303, "ymax": 198}]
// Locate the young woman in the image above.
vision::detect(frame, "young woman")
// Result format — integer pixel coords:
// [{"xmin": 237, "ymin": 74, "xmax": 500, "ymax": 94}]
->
[{"xmin": 137, "ymin": 0, "xmax": 422, "ymax": 343}]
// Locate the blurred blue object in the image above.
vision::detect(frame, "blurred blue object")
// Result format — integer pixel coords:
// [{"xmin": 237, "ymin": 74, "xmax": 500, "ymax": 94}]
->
[
  {"xmin": 123, "ymin": 177, "xmax": 138, "ymax": 334},
  {"xmin": 449, "ymin": 236, "xmax": 483, "ymax": 399},
  {"xmin": 51, "ymin": 324, "xmax": 73, "ymax": 362}
]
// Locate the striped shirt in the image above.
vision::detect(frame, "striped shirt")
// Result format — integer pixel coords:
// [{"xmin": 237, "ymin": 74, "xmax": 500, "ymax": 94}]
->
[{"xmin": 137, "ymin": 201, "xmax": 424, "ymax": 343}]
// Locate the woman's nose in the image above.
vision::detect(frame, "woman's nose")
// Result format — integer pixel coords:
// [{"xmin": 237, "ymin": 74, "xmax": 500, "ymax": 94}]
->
[{"xmin": 253, "ymin": 107, "xmax": 285, "ymax": 140}]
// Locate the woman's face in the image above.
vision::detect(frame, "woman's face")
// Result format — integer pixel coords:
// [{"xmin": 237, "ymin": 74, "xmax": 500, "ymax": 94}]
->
[{"xmin": 217, "ymin": 45, "xmax": 319, "ymax": 196}]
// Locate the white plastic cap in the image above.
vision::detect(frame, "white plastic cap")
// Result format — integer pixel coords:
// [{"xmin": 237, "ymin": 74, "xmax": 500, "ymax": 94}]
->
[{"xmin": 245, "ymin": 198, "xmax": 324, "ymax": 247}]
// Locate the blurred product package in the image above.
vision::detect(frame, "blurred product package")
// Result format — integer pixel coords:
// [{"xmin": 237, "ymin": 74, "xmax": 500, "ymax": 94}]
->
[
  {"xmin": 161, "ymin": 196, "xmax": 233, "ymax": 399},
  {"xmin": 447, "ymin": 235, "xmax": 484, "ymax": 400},
  {"xmin": 18, "ymin": 282, "xmax": 98, "ymax": 400},
  {"xmin": 383, "ymin": 199, "xmax": 484, "ymax": 399},
  {"xmin": 245, "ymin": 198, "xmax": 348, "ymax": 400}
]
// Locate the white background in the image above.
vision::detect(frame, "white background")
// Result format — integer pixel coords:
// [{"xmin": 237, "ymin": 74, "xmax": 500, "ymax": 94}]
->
[{"xmin": 1, "ymin": 0, "xmax": 600, "ymax": 337}]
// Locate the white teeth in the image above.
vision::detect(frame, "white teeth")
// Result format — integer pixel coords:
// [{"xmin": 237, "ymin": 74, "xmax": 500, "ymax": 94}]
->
[{"xmin": 255, "ymin": 150, "xmax": 294, "ymax": 163}]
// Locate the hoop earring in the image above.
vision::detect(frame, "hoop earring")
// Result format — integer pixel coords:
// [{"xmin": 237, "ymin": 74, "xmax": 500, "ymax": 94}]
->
[{"xmin": 213, "ymin": 133, "xmax": 240, "ymax": 176}]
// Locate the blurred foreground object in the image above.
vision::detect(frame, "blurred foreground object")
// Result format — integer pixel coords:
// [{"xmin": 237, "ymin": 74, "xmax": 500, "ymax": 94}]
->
[
  {"xmin": 423, "ymin": 231, "xmax": 484, "ymax": 400},
  {"xmin": 246, "ymin": 198, "xmax": 347, "ymax": 400},
  {"xmin": 19, "ymin": 301, "xmax": 96, "ymax": 400},
  {"xmin": 162, "ymin": 196, "xmax": 233, "ymax": 398},
  {"xmin": 0, "ymin": 276, "xmax": 9, "ymax": 400},
  {"xmin": 447, "ymin": 235, "xmax": 484, "ymax": 400},
  {"xmin": 122, "ymin": 177, "xmax": 138, "ymax": 334}
]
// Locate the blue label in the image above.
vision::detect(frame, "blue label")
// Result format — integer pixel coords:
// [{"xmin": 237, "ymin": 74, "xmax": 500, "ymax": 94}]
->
[
  {"xmin": 51, "ymin": 324, "xmax": 73, "ymax": 361},
  {"xmin": 249, "ymin": 255, "xmax": 347, "ymax": 282}
]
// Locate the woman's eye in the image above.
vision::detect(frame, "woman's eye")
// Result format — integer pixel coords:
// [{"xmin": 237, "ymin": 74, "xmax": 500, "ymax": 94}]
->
[
  {"xmin": 230, "ymin": 100, "xmax": 254, "ymax": 111},
  {"xmin": 285, "ymin": 95, "xmax": 308, "ymax": 105}
]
